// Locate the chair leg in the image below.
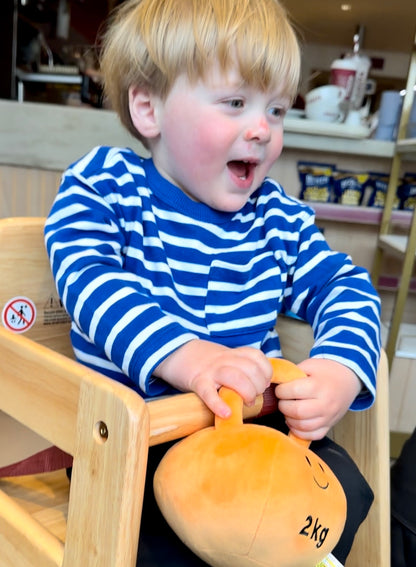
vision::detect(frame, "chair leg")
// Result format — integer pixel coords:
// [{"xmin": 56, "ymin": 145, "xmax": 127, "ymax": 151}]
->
[{"xmin": 63, "ymin": 379, "xmax": 150, "ymax": 567}]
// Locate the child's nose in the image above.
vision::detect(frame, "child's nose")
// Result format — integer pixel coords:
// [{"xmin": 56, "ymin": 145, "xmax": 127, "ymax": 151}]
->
[{"xmin": 244, "ymin": 116, "xmax": 271, "ymax": 143}]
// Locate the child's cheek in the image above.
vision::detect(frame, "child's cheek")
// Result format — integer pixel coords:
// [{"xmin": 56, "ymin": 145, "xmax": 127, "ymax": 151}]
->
[{"xmin": 194, "ymin": 120, "xmax": 234, "ymax": 158}]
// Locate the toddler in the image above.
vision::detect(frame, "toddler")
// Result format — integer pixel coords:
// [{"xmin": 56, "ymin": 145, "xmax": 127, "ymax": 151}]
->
[{"xmin": 45, "ymin": 0, "xmax": 381, "ymax": 565}]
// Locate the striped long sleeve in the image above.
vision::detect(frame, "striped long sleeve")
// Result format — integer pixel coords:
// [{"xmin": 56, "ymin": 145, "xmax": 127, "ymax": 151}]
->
[{"xmin": 45, "ymin": 146, "xmax": 381, "ymax": 406}]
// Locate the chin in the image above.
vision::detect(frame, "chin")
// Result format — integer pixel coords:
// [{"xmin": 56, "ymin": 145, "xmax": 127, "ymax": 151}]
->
[
  {"xmin": 209, "ymin": 188, "xmax": 255, "ymax": 213},
  {"xmin": 212, "ymin": 198, "xmax": 249, "ymax": 213}
]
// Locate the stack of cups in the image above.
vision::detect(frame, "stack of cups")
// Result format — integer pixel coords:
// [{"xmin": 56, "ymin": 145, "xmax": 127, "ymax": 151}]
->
[
  {"xmin": 373, "ymin": 91, "xmax": 403, "ymax": 141},
  {"xmin": 330, "ymin": 57, "xmax": 357, "ymax": 103}
]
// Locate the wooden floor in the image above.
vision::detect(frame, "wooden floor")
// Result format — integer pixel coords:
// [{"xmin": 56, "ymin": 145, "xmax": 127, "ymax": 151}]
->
[{"xmin": 0, "ymin": 469, "xmax": 69, "ymax": 542}]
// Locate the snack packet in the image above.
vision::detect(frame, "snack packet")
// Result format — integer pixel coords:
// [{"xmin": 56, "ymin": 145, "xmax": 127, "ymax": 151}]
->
[
  {"xmin": 364, "ymin": 172, "xmax": 400, "ymax": 209},
  {"xmin": 398, "ymin": 172, "xmax": 416, "ymax": 210},
  {"xmin": 298, "ymin": 161, "xmax": 335, "ymax": 203},
  {"xmin": 333, "ymin": 171, "xmax": 369, "ymax": 206}
]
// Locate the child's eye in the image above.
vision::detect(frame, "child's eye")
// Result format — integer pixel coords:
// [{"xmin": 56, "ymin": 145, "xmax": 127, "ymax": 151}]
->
[
  {"xmin": 227, "ymin": 98, "xmax": 244, "ymax": 109},
  {"xmin": 268, "ymin": 106, "xmax": 285, "ymax": 119}
]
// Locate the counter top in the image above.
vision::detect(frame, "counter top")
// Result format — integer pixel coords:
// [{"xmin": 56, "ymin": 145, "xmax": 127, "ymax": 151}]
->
[
  {"xmin": 0, "ymin": 99, "xmax": 397, "ymax": 171},
  {"xmin": 0, "ymin": 99, "xmax": 145, "ymax": 170}
]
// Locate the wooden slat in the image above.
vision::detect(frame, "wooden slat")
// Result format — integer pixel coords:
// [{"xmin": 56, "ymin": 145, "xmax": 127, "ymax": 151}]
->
[
  {"xmin": 63, "ymin": 379, "xmax": 149, "ymax": 567},
  {"xmin": 0, "ymin": 471, "xmax": 69, "ymax": 543},
  {"xmin": 0, "ymin": 327, "xmax": 81, "ymax": 455},
  {"xmin": 0, "ymin": 487, "xmax": 64, "ymax": 567},
  {"xmin": 147, "ymin": 390, "xmax": 264, "ymax": 446}
]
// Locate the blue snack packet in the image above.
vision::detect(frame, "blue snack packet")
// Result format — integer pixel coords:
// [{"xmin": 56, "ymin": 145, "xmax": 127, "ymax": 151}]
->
[
  {"xmin": 333, "ymin": 171, "xmax": 369, "ymax": 206},
  {"xmin": 298, "ymin": 161, "xmax": 335, "ymax": 203}
]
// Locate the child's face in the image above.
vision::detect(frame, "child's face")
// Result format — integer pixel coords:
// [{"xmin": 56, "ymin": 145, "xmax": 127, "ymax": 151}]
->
[{"xmin": 147, "ymin": 64, "xmax": 290, "ymax": 212}]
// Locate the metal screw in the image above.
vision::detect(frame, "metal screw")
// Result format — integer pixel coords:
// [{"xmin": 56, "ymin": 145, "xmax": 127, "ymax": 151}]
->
[{"xmin": 97, "ymin": 421, "xmax": 108, "ymax": 441}]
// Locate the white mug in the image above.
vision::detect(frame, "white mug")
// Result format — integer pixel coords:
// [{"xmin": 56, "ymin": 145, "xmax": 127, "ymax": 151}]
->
[{"xmin": 305, "ymin": 85, "xmax": 346, "ymax": 123}]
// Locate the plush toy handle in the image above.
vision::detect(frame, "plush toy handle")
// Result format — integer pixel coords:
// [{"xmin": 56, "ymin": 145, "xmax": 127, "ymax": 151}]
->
[
  {"xmin": 268, "ymin": 358, "xmax": 310, "ymax": 448},
  {"xmin": 217, "ymin": 358, "xmax": 311, "ymax": 448}
]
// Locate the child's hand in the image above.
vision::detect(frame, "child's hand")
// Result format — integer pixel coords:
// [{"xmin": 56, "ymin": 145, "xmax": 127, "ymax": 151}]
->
[
  {"xmin": 154, "ymin": 340, "xmax": 273, "ymax": 418},
  {"xmin": 274, "ymin": 358, "xmax": 362, "ymax": 441}
]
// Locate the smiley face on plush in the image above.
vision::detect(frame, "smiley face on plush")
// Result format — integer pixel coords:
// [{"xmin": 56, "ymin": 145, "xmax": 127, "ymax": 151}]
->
[{"xmin": 154, "ymin": 358, "xmax": 347, "ymax": 567}]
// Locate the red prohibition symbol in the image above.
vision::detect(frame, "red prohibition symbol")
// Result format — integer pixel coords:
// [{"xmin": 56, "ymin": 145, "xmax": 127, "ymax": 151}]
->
[{"xmin": 1, "ymin": 296, "xmax": 37, "ymax": 333}]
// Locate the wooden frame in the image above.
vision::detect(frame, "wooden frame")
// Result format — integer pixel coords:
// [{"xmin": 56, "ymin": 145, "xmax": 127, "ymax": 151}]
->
[{"xmin": 0, "ymin": 217, "xmax": 390, "ymax": 566}]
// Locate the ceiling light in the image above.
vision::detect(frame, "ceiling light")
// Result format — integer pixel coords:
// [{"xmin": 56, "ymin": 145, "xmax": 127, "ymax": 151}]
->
[{"xmin": 341, "ymin": 4, "xmax": 352, "ymax": 11}]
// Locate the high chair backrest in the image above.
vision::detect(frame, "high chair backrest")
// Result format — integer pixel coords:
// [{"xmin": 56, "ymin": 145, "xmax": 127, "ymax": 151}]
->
[
  {"xmin": 0, "ymin": 217, "xmax": 73, "ymax": 355},
  {"xmin": 0, "ymin": 217, "xmax": 390, "ymax": 567},
  {"xmin": 0, "ymin": 218, "xmax": 151, "ymax": 566},
  {"xmin": 0, "ymin": 217, "xmax": 73, "ymax": 471}
]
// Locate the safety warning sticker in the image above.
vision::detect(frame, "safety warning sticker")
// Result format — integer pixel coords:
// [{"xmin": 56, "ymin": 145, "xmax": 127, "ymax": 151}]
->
[
  {"xmin": 43, "ymin": 294, "xmax": 71, "ymax": 326},
  {"xmin": 1, "ymin": 296, "xmax": 36, "ymax": 333}
]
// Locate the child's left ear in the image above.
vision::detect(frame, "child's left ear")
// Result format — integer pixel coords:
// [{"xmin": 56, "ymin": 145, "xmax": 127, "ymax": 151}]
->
[{"xmin": 129, "ymin": 86, "xmax": 161, "ymax": 139}]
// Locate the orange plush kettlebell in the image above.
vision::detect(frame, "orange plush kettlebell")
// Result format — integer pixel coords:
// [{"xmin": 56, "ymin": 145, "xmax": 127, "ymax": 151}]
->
[{"xmin": 154, "ymin": 358, "xmax": 347, "ymax": 567}]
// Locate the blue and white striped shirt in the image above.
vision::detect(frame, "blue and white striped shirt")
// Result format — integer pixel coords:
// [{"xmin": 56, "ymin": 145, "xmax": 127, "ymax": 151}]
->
[{"xmin": 45, "ymin": 146, "xmax": 381, "ymax": 408}]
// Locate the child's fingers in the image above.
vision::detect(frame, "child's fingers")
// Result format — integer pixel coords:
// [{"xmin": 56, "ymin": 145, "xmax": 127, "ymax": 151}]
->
[
  {"xmin": 192, "ymin": 379, "xmax": 232, "ymax": 418},
  {"xmin": 274, "ymin": 376, "xmax": 314, "ymax": 401}
]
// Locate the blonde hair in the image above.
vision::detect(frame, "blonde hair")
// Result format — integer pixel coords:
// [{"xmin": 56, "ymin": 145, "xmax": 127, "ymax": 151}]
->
[{"xmin": 100, "ymin": 0, "xmax": 301, "ymax": 142}]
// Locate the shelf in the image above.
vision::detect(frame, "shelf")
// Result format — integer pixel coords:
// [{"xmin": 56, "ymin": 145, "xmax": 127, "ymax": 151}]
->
[
  {"xmin": 15, "ymin": 68, "xmax": 83, "ymax": 104},
  {"xmin": 381, "ymin": 321, "xmax": 416, "ymax": 359},
  {"xmin": 396, "ymin": 137, "xmax": 416, "ymax": 160},
  {"xmin": 371, "ymin": 36, "xmax": 416, "ymax": 368},
  {"xmin": 283, "ymin": 129, "xmax": 395, "ymax": 158},
  {"xmin": 378, "ymin": 234, "xmax": 411, "ymax": 257},
  {"xmin": 284, "ymin": 117, "xmax": 371, "ymax": 139},
  {"xmin": 310, "ymin": 202, "xmax": 412, "ymax": 227},
  {"xmin": 15, "ymin": 68, "xmax": 82, "ymax": 85}
]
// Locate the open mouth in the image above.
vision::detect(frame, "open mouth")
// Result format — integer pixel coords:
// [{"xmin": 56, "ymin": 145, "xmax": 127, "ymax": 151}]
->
[{"xmin": 227, "ymin": 160, "xmax": 256, "ymax": 182}]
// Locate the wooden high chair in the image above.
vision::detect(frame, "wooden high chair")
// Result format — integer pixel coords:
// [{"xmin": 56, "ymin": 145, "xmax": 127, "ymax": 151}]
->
[{"xmin": 0, "ymin": 217, "xmax": 390, "ymax": 567}]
